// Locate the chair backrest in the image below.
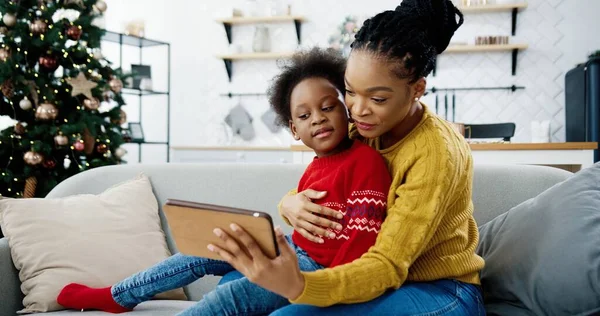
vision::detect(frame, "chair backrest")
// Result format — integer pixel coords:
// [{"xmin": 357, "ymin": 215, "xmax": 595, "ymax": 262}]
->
[{"xmin": 465, "ymin": 123, "xmax": 516, "ymax": 141}]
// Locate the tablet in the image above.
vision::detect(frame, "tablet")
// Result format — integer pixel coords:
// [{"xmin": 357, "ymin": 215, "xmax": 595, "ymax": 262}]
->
[{"xmin": 163, "ymin": 199, "xmax": 279, "ymax": 260}]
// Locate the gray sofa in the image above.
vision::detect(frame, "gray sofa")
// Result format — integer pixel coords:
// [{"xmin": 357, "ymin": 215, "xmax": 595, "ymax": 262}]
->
[{"xmin": 0, "ymin": 163, "xmax": 573, "ymax": 315}]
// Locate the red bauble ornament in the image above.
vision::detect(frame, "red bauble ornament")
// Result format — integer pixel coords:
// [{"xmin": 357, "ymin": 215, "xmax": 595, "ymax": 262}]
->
[
  {"xmin": 43, "ymin": 159, "xmax": 56, "ymax": 169},
  {"xmin": 73, "ymin": 141, "xmax": 85, "ymax": 151},
  {"xmin": 66, "ymin": 25, "xmax": 82, "ymax": 40},
  {"xmin": 14, "ymin": 122, "xmax": 25, "ymax": 134},
  {"xmin": 0, "ymin": 47, "xmax": 9, "ymax": 61},
  {"xmin": 96, "ymin": 143, "xmax": 108, "ymax": 154},
  {"xmin": 39, "ymin": 55, "xmax": 58, "ymax": 71}
]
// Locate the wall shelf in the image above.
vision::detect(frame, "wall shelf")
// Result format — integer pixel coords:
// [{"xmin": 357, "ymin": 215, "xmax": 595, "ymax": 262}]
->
[
  {"xmin": 217, "ymin": 52, "xmax": 295, "ymax": 81},
  {"xmin": 216, "ymin": 52, "xmax": 295, "ymax": 60},
  {"xmin": 102, "ymin": 30, "xmax": 169, "ymax": 47},
  {"xmin": 216, "ymin": 15, "xmax": 305, "ymax": 45},
  {"xmin": 220, "ymin": 92, "xmax": 267, "ymax": 98},
  {"xmin": 459, "ymin": 3, "xmax": 528, "ymax": 35},
  {"xmin": 121, "ymin": 88, "xmax": 169, "ymax": 96},
  {"xmin": 216, "ymin": 15, "xmax": 304, "ymax": 81},
  {"xmin": 459, "ymin": 3, "xmax": 527, "ymax": 13},
  {"xmin": 446, "ymin": 43, "xmax": 528, "ymax": 52},
  {"xmin": 435, "ymin": 44, "xmax": 528, "ymax": 76},
  {"xmin": 216, "ymin": 16, "xmax": 305, "ymax": 24}
]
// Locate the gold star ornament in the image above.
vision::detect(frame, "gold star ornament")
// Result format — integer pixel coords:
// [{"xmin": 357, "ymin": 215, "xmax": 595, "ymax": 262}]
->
[{"xmin": 66, "ymin": 73, "xmax": 98, "ymax": 100}]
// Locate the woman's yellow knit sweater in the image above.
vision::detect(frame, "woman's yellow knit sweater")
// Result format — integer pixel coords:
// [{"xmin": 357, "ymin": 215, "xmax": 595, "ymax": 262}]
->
[{"xmin": 280, "ymin": 105, "xmax": 485, "ymax": 307}]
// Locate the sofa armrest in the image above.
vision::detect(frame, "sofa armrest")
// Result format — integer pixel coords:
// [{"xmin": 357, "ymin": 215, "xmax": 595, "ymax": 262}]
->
[{"xmin": 0, "ymin": 238, "xmax": 23, "ymax": 314}]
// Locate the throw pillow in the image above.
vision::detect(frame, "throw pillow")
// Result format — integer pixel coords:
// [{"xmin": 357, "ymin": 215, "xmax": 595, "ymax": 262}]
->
[
  {"xmin": 476, "ymin": 163, "xmax": 600, "ymax": 316},
  {"xmin": 0, "ymin": 174, "xmax": 186, "ymax": 313}
]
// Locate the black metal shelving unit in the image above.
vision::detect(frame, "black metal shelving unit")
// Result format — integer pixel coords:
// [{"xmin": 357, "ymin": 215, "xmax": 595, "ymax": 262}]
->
[{"xmin": 101, "ymin": 30, "xmax": 171, "ymax": 163}]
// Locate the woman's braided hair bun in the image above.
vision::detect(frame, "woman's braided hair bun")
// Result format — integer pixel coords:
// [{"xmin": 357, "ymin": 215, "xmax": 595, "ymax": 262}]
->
[{"xmin": 352, "ymin": 0, "xmax": 464, "ymax": 81}]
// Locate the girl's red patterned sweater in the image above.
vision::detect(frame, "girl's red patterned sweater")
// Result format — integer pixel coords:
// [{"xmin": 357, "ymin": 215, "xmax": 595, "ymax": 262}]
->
[{"xmin": 292, "ymin": 140, "xmax": 392, "ymax": 267}]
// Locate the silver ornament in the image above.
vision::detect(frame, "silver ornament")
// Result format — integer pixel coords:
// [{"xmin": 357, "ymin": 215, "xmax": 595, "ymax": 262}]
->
[
  {"xmin": 19, "ymin": 97, "xmax": 32, "ymax": 110},
  {"xmin": 95, "ymin": 0, "xmax": 107, "ymax": 12},
  {"xmin": 63, "ymin": 155, "xmax": 71, "ymax": 169},
  {"xmin": 3, "ymin": 14, "xmax": 16, "ymax": 27},
  {"xmin": 115, "ymin": 147, "xmax": 127, "ymax": 158}
]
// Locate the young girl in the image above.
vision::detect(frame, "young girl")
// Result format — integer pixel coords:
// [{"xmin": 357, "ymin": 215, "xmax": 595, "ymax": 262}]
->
[
  {"xmin": 207, "ymin": 0, "xmax": 486, "ymax": 315},
  {"xmin": 56, "ymin": 48, "xmax": 391, "ymax": 315}
]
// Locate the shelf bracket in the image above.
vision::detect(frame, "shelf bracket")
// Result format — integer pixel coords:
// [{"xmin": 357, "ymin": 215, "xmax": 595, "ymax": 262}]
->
[
  {"xmin": 511, "ymin": 8, "xmax": 518, "ymax": 36},
  {"xmin": 512, "ymin": 49, "xmax": 518, "ymax": 75},
  {"xmin": 294, "ymin": 19, "xmax": 302, "ymax": 44},
  {"xmin": 223, "ymin": 59, "xmax": 233, "ymax": 81},
  {"xmin": 223, "ymin": 23, "xmax": 233, "ymax": 44}
]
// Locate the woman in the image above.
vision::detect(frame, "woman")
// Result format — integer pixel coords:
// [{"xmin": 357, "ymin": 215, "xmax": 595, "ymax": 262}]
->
[{"xmin": 209, "ymin": 0, "xmax": 486, "ymax": 314}]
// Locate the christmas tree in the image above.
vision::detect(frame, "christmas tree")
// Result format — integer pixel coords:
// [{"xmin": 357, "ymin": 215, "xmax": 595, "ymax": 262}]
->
[{"xmin": 0, "ymin": 0, "xmax": 129, "ymax": 198}]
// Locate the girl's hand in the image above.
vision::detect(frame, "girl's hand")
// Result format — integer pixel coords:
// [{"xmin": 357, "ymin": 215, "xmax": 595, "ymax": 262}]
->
[
  {"xmin": 280, "ymin": 190, "xmax": 343, "ymax": 243},
  {"xmin": 209, "ymin": 224, "xmax": 305, "ymax": 300}
]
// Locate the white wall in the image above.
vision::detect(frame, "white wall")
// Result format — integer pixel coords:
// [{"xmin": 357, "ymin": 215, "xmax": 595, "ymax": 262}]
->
[
  {"xmin": 101, "ymin": 0, "xmax": 404, "ymax": 154},
  {"xmin": 556, "ymin": 0, "xmax": 600, "ymax": 71},
  {"xmin": 3, "ymin": 1, "xmax": 598, "ymax": 155}
]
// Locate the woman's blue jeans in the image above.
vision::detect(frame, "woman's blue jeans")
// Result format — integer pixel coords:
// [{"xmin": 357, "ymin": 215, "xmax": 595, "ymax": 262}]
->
[{"xmin": 220, "ymin": 273, "xmax": 486, "ymax": 316}]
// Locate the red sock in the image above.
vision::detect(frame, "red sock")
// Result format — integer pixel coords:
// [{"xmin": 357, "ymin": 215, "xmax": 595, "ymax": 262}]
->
[{"xmin": 57, "ymin": 283, "xmax": 132, "ymax": 313}]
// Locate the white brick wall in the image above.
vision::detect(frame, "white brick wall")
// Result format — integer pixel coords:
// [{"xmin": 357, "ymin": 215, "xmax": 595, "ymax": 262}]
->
[{"xmin": 93, "ymin": 0, "xmax": 600, "ymax": 151}]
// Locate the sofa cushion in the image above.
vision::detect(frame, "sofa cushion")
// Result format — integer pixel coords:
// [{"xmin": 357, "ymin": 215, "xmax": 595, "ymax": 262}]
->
[
  {"xmin": 42, "ymin": 300, "xmax": 196, "ymax": 315},
  {"xmin": 0, "ymin": 174, "xmax": 186, "ymax": 314},
  {"xmin": 476, "ymin": 162, "xmax": 600, "ymax": 316}
]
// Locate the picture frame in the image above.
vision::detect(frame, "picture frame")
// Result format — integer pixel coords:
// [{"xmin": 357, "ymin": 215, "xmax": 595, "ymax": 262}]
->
[
  {"xmin": 126, "ymin": 122, "xmax": 145, "ymax": 143},
  {"xmin": 131, "ymin": 64, "xmax": 152, "ymax": 90}
]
